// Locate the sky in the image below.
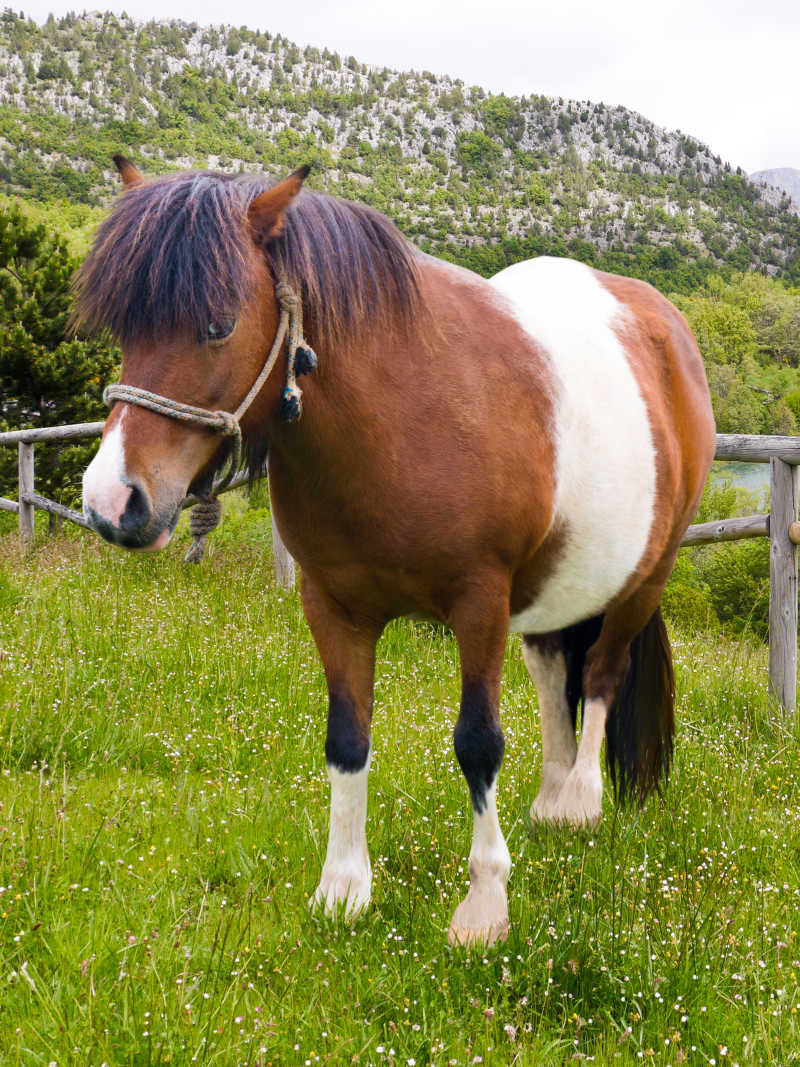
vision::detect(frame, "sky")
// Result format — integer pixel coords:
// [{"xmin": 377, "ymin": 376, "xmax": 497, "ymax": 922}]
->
[{"xmin": 20, "ymin": 0, "xmax": 800, "ymax": 174}]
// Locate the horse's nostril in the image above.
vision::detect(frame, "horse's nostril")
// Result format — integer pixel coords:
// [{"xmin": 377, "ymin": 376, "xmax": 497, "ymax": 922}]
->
[{"xmin": 119, "ymin": 482, "xmax": 152, "ymax": 532}]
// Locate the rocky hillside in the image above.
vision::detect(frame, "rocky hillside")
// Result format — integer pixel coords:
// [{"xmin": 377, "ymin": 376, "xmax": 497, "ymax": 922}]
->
[
  {"xmin": 2, "ymin": 10, "xmax": 799, "ymax": 286},
  {"xmin": 750, "ymin": 169, "xmax": 800, "ymax": 213}
]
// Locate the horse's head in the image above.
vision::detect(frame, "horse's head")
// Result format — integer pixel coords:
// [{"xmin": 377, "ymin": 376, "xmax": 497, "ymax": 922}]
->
[{"xmin": 78, "ymin": 157, "xmax": 308, "ymax": 550}]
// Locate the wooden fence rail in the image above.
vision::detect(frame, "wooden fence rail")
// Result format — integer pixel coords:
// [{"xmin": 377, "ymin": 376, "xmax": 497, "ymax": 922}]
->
[
  {"xmin": 1, "ymin": 426, "xmax": 798, "ymax": 710},
  {"xmin": 0, "ymin": 422, "xmax": 295, "ymax": 591}
]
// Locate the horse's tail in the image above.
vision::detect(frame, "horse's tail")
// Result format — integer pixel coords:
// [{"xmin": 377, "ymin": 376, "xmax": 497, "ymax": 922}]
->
[
  {"xmin": 562, "ymin": 607, "xmax": 675, "ymax": 805},
  {"xmin": 604, "ymin": 607, "xmax": 675, "ymax": 804}
]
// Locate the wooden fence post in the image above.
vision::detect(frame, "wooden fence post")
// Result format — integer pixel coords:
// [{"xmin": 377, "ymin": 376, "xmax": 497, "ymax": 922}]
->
[
  {"xmin": 18, "ymin": 441, "xmax": 35, "ymax": 550},
  {"xmin": 271, "ymin": 508, "xmax": 295, "ymax": 590},
  {"xmin": 769, "ymin": 456, "xmax": 798, "ymax": 713}
]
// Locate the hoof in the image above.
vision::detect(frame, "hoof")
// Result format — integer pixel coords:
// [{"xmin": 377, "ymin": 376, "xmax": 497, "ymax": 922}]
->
[
  {"xmin": 531, "ymin": 761, "xmax": 574, "ymax": 822},
  {"xmin": 310, "ymin": 865, "xmax": 371, "ymax": 919},
  {"xmin": 533, "ymin": 764, "xmax": 602, "ymax": 828},
  {"xmin": 448, "ymin": 882, "xmax": 509, "ymax": 948},
  {"xmin": 530, "ymin": 794, "xmax": 568, "ymax": 824},
  {"xmin": 448, "ymin": 917, "xmax": 509, "ymax": 948}
]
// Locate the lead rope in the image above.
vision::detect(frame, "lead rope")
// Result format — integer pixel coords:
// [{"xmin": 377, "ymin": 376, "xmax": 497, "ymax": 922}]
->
[
  {"xmin": 103, "ymin": 280, "xmax": 317, "ymax": 563},
  {"xmin": 185, "ymin": 495, "xmax": 222, "ymax": 564}
]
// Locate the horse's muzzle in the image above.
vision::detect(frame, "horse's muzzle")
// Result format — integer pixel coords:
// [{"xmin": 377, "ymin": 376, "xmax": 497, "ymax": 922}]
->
[{"xmin": 84, "ymin": 485, "xmax": 180, "ymax": 551}]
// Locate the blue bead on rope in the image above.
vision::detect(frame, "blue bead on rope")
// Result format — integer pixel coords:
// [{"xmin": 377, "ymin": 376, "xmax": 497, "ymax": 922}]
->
[
  {"xmin": 278, "ymin": 282, "xmax": 316, "ymax": 422},
  {"xmin": 280, "ymin": 385, "xmax": 302, "ymax": 422}
]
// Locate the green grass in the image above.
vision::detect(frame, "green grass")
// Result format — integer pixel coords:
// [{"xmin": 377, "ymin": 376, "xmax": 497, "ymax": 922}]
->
[{"xmin": 0, "ymin": 521, "xmax": 799, "ymax": 1065}]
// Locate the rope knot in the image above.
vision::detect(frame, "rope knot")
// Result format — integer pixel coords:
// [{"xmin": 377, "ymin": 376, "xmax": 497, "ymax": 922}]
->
[
  {"xmin": 185, "ymin": 495, "xmax": 223, "ymax": 564},
  {"xmin": 275, "ymin": 282, "xmax": 299, "ymax": 312},
  {"xmin": 214, "ymin": 411, "xmax": 240, "ymax": 437}
]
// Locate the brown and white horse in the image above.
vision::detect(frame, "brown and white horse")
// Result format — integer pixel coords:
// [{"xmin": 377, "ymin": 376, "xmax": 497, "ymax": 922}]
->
[{"xmin": 78, "ymin": 160, "xmax": 715, "ymax": 946}]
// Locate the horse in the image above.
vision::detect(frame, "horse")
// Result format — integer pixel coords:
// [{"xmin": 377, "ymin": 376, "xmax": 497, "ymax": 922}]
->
[{"xmin": 77, "ymin": 158, "xmax": 716, "ymax": 946}]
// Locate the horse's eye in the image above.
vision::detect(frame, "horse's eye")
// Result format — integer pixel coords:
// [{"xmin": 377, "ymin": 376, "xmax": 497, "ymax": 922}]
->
[{"xmin": 205, "ymin": 319, "xmax": 236, "ymax": 344}]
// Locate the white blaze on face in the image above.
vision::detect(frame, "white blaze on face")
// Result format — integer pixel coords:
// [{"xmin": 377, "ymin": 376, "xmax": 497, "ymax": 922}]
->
[
  {"xmin": 492, "ymin": 257, "xmax": 657, "ymax": 634},
  {"xmin": 82, "ymin": 410, "xmax": 132, "ymax": 526}
]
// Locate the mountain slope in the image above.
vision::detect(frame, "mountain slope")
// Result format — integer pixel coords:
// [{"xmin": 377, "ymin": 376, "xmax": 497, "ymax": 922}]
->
[
  {"xmin": 750, "ymin": 168, "xmax": 800, "ymax": 213},
  {"xmin": 1, "ymin": 10, "xmax": 799, "ymax": 287}
]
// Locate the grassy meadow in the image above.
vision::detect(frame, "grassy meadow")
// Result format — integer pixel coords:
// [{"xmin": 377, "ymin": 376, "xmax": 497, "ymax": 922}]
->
[{"xmin": 0, "ymin": 503, "xmax": 799, "ymax": 1065}]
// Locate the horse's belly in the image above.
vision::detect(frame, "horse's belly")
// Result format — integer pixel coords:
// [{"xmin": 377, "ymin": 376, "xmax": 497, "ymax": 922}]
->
[{"xmin": 493, "ymin": 258, "xmax": 657, "ymax": 635}]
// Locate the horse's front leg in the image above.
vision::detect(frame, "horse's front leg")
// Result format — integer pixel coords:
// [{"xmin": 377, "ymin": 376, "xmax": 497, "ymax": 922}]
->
[
  {"xmin": 448, "ymin": 589, "xmax": 512, "ymax": 947},
  {"xmin": 302, "ymin": 578, "xmax": 382, "ymax": 918}
]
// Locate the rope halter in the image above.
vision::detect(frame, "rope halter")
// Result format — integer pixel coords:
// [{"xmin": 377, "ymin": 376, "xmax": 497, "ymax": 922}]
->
[{"xmin": 103, "ymin": 280, "xmax": 316, "ymax": 562}]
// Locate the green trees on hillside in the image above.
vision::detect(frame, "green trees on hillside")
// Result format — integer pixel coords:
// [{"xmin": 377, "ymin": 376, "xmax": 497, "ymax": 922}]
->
[
  {"xmin": 672, "ymin": 274, "xmax": 800, "ymax": 435},
  {"xmin": 0, "ymin": 203, "xmax": 118, "ymax": 504},
  {"xmin": 455, "ymin": 131, "xmax": 503, "ymax": 179},
  {"xmin": 2, "ymin": 9, "xmax": 800, "ymax": 283},
  {"xmin": 480, "ymin": 94, "xmax": 524, "ymax": 147}
]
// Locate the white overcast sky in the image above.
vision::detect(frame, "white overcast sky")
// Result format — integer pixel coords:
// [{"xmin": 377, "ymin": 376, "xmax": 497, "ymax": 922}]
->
[{"xmin": 20, "ymin": 0, "xmax": 800, "ymax": 173}]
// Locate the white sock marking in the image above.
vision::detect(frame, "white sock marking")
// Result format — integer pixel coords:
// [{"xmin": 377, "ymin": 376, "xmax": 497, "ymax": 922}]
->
[
  {"xmin": 315, "ymin": 755, "xmax": 372, "ymax": 916},
  {"xmin": 522, "ymin": 642, "xmax": 578, "ymax": 819},
  {"xmin": 449, "ymin": 777, "xmax": 511, "ymax": 944},
  {"xmin": 553, "ymin": 698, "xmax": 607, "ymax": 825},
  {"xmin": 522, "ymin": 642, "xmax": 576, "ymax": 773},
  {"xmin": 469, "ymin": 779, "xmax": 511, "ymax": 887}
]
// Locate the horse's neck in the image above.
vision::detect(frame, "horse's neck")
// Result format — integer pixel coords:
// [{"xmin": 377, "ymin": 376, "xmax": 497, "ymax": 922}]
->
[
  {"xmin": 268, "ymin": 323, "xmax": 408, "ymax": 478},
  {"xmin": 267, "ymin": 257, "xmax": 498, "ymax": 481}
]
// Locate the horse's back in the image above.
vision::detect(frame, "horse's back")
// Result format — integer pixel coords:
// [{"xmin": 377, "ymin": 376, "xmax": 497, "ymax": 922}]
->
[{"xmin": 490, "ymin": 257, "xmax": 714, "ymax": 633}]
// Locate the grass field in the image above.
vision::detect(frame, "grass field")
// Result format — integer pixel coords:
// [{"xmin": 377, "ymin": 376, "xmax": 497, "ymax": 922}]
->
[{"xmin": 0, "ymin": 512, "xmax": 799, "ymax": 1065}]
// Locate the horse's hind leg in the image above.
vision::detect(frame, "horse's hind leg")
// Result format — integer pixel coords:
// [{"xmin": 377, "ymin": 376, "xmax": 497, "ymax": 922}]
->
[
  {"xmin": 448, "ymin": 586, "xmax": 512, "ymax": 947},
  {"xmin": 550, "ymin": 587, "xmax": 673, "ymax": 827},
  {"xmin": 302, "ymin": 578, "xmax": 382, "ymax": 918},
  {"xmin": 551, "ymin": 692, "xmax": 607, "ymax": 827},
  {"xmin": 522, "ymin": 635, "xmax": 576, "ymax": 821}
]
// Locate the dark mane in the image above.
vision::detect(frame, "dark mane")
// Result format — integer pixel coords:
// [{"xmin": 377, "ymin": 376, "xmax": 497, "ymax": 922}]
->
[{"xmin": 74, "ymin": 169, "xmax": 422, "ymax": 353}]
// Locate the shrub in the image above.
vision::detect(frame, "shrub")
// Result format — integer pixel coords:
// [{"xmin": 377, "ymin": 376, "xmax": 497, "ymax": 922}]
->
[{"xmin": 0, "ymin": 202, "xmax": 119, "ymax": 505}]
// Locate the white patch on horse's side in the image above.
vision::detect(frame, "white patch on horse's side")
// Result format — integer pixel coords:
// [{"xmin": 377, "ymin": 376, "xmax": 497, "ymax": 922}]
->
[
  {"xmin": 82, "ymin": 409, "xmax": 131, "ymax": 526},
  {"xmin": 522, "ymin": 642, "xmax": 577, "ymax": 819},
  {"xmin": 313, "ymin": 755, "xmax": 372, "ymax": 918},
  {"xmin": 493, "ymin": 257, "xmax": 657, "ymax": 634},
  {"xmin": 549, "ymin": 697, "xmax": 607, "ymax": 827},
  {"xmin": 448, "ymin": 779, "xmax": 511, "ymax": 946}
]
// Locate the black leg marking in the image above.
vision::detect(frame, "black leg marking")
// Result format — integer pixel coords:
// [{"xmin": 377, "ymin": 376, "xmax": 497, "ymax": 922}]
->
[
  {"xmin": 453, "ymin": 678, "xmax": 505, "ymax": 814},
  {"xmin": 325, "ymin": 689, "xmax": 370, "ymax": 773}
]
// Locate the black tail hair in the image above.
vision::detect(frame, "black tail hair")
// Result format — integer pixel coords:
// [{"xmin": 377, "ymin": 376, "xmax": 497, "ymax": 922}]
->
[{"xmin": 560, "ymin": 608, "xmax": 675, "ymax": 805}]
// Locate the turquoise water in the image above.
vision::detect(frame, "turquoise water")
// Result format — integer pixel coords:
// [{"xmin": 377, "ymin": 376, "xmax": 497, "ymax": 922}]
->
[{"xmin": 709, "ymin": 461, "xmax": 769, "ymax": 504}]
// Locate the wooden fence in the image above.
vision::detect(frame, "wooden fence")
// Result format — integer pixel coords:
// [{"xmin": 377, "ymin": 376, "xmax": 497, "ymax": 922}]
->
[
  {"xmin": 0, "ymin": 421, "xmax": 295, "ymax": 590},
  {"xmin": 1, "ymin": 426, "xmax": 798, "ymax": 711}
]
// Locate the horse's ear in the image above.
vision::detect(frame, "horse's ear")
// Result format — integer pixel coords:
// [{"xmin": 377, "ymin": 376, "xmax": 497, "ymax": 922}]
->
[
  {"xmin": 248, "ymin": 166, "xmax": 310, "ymax": 243},
  {"xmin": 112, "ymin": 154, "xmax": 144, "ymax": 189}
]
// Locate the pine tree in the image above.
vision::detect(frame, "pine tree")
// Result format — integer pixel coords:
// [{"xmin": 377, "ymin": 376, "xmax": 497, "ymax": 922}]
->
[{"xmin": 0, "ymin": 203, "xmax": 119, "ymax": 506}]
